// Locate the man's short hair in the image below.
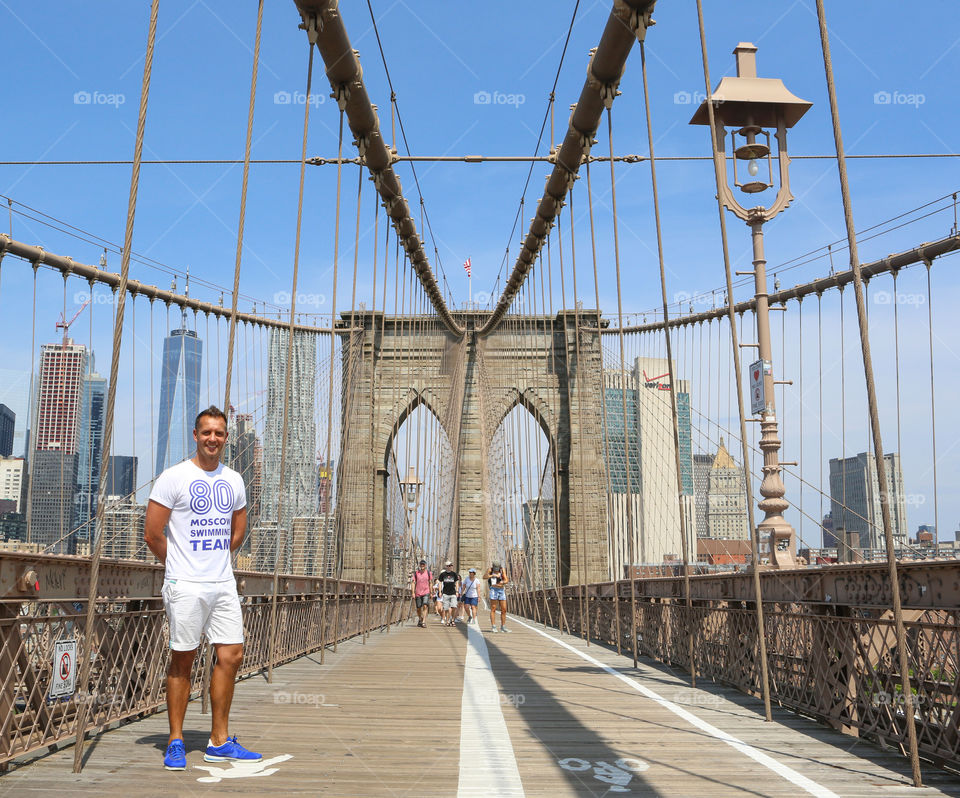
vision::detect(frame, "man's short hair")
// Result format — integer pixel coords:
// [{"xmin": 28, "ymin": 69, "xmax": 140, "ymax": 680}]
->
[{"xmin": 195, "ymin": 405, "xmax": 228, "ymax": 431}]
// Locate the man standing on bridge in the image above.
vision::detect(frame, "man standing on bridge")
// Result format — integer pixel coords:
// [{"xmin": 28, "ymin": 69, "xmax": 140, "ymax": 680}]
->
[
  {"xmin": 144, "ymin": 406, "xmax": 262, "ymax": 771},
  {"xmin": 437, "ymin": 560, "xmax": 461, "ymax": 626}
]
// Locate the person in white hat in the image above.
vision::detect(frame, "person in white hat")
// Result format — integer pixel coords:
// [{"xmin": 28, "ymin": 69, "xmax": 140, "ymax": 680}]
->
[{"xmin": 459, "ymin": 568, "xmax": 480, "ymax": 624}]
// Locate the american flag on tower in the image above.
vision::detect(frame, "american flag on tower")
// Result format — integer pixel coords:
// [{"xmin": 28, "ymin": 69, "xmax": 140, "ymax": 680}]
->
[{"xmin": 463, "ymin": 258, "xmax": 472, "ymax": 278}]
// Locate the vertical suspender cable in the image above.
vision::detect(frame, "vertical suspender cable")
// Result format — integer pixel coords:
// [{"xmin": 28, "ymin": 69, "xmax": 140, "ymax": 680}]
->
[
  {"xmin": 924, "ymin": 264, "xmax": 939, "ymax": 556},
  {"xmin": 555, "ymin": 203, "xmax": 587, "ymax": 640},
  {"xmin": 586, "ymin": 162, "xmax": 620, "ymax": 653},
  {"xmin": 639, "ymin": 40, "xmax": 695, "ymax": 685},
  {"xmin": 223, "ymin": 0, "xmax": 263, "ymax": 416},
  {"xmin": 813, "ymin": 1, "xmax": 922, "ymax": 784},
  {"xmin": 693, "ymin": 0, "xmax": 772, "ymax": 721},
  {"xmin": 605, "ymin": 108, "xmax": 638, "ymax": 669},
  {"xmin": 545, "ymin": 236, "xmax": 570, "ymax": 635},
  {"xmin": 268, "ymin": 31, "xmax": 316, "ymax": 683},
  {"xmin": 73, "ymin": 0, "xmax": 160, "ymax": 772},
  {"xmin": 567, "ymin": 192, "xmax": 593, "ymax": 642},
  {"xmin": 24, "ymin": 266, "xmax": 37, "ymax": 545}
]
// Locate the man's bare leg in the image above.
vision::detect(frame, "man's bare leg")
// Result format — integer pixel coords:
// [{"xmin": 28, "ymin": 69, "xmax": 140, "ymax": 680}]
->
[
  {"xmin": 209, "ymin": 643, "xmax": 243, "ymax": 746},
  {"xmin": 167, "ymin": 649, "xmax": 198, "ymax": 745}
]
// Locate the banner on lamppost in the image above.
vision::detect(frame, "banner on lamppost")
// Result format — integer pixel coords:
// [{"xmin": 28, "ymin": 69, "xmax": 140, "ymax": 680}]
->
[{"xmin": 749, "ymin": 360, "xmax": 771, "ymax": 415}]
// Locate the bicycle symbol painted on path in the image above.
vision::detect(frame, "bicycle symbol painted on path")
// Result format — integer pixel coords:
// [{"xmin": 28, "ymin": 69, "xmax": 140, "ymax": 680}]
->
[{"xmin": 558, "ymin": 757, "xmax": 650, "ymax": 792}]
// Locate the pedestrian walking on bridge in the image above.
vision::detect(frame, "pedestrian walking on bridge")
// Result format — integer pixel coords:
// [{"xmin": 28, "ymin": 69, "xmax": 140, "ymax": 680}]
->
[{"xmin": 485, "ymin": 563, "xmax": 510, "ymax": 633}]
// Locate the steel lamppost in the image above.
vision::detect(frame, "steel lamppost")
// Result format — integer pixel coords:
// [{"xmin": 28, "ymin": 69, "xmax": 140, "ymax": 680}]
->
[
  {"xmin": 691, "ymin": 43, "xmax": 811, "ymax": 567},
  {"xmin": 400, "ymin": 466, "xmax": 424, "ymax": 572}
]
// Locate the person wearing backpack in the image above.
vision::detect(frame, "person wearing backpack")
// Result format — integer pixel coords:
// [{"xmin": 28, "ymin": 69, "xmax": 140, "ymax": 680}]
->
[{"xmin": 411, "ymin": 560, "xmax": 433, "ymax": 628}]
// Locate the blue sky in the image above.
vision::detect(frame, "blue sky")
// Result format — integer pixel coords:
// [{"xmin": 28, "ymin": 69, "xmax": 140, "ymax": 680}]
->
[{"xmin": 1, "ymin": 0, "xmax": 957, "ymax": 542}]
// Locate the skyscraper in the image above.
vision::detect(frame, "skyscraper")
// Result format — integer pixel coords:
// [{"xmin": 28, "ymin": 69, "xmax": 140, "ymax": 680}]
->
[
  {"xmin": 262, "ymin": 329, "xmax": 316, "ymax": 526},
  {"xmin": 693, "ymin": 453, "xmax": 714, "ymax": 538},
  {"xmin": 101, "ymin": 494, "xmax": 146, "ymax": 561},
  {"xmin": 155, "ymin": 311, "xmax": 202, "ymax": 477},
  {"xmin": 603, "ymin": 367, "xmax": 642, "ymax": 577},
  {"xmin": 829, "ymin": 452, "xmax": 907, "ymax": 549},
  {"xmin": 522, "ymin": 497, "xmax": 557, "ymax": 588},
  {"xmin": 0, "ymin": 458, "xmax": 25, "ymax": 513},
  {"xmin": 0, "ymin": 404, "xmax": 14, "ymax": 457},
  {"xmin": 704, "ymin": 439, "xmax": 749, "ymax": 540},
  {"xmin": 225, "ymin": 412, "xmax": 259, "ymax": 527},
  {"xmin": 75, "ymin": 357, "xmax": 106, "ymax": 540},
  {"xmin": 105, "ymin": 455, "xmax": 138, "ymax": 498},
  {"xmin": 603, "ymin": 357, "xmax": 695, "ymax": 573},
  {"xmin": 29, "ymin": 340, "xmax": 87, "ymax": 552}
]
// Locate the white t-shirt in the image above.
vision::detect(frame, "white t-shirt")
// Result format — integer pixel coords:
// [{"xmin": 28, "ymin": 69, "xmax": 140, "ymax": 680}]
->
[
  {"xmin": 462, "ymin": 576, "xmax": 479, "ymax": 599},
  {"xmin": 149, "ymin": 460, "xmax": 246, "ymax": 582}
]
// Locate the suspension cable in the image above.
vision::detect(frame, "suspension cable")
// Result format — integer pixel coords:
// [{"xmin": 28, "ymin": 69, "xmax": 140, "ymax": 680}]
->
[
  {"xmin": 267, "ymin": 34, "xmax": 316, "ymax": 683},
  {"xmin": 73, "ymin": 0, "xmax": 160, "ymax": 772},
  {"xmin": 815, "ymin": 1, "xmax": 921, "ymax": 783},
  {"xmin": 693, "ymin": 0, "xmax": 773, "ymax": 721},
  {"xmin": 222, "ymin": 0, "xmax": 264, "ymax": 414}
]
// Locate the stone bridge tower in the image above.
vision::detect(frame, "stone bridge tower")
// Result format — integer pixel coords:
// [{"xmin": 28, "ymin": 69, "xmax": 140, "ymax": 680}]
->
[{"xmin": 336, "ymin": 310, "xmax": 609, "ymax": 586}]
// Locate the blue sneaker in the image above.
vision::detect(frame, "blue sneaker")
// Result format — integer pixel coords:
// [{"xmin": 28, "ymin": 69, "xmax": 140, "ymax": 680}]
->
[
  {"xmin": 163, "ymin": 738, "xmax": 186, "ymax": 770},
  {"xmin": 204, "ymin": 735, "xmax": 262, "ymax": 763}
]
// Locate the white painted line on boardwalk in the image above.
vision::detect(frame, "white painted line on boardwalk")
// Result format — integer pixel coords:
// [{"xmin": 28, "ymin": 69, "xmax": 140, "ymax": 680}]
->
[
  {"xmin": 458, "ymin": 621, "xmax": 525, "ymax": 797},
  {"xmin": 513, "ymin": 618, "xmax": 840, "ymax": 798}
]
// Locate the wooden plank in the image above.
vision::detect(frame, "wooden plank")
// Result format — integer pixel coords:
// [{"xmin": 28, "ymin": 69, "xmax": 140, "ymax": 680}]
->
[{"xmin": 0, "ymin": 616, "xmax": 958, "ymax": 796}]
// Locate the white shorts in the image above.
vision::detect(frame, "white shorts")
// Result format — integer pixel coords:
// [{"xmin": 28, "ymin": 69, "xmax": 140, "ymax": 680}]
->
[
  {"xmin": 162, "ymin": 578, "xmax": 244, "ymax": 651},
  {"xmin": 441, "ymin": 594, "xmax": 458, "ymax": 610}
]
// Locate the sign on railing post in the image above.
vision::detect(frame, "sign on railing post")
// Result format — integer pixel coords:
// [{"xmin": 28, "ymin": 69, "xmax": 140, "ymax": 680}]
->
[{"xmin": 50, "ymin": 639, "xmax": 77, "ymax": 699}]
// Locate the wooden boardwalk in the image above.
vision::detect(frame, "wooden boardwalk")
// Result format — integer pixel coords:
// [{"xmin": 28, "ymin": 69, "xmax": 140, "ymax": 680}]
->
[{"xmin": 4, "ymin": 615, "xmax": 960, "ymax": 797}]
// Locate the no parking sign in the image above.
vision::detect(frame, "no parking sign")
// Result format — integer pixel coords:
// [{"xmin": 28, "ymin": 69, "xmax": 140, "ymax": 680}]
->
[{"xmin": 50, "ymin": 639, "xmax": 77, "ymax": 698}]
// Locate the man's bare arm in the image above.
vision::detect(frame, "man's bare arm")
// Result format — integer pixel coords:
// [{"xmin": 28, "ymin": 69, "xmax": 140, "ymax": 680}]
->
[
  {"xmin": 230, "ymin": 507, "xmax": 248, "ymax": 552},
  {"xmin": 144, "ymin": 500, "xmax": 172, "ymax": 564}
]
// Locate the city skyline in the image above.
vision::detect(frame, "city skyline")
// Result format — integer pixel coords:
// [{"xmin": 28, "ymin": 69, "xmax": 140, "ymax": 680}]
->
[{"xmin": 0, "ymin": 330, "xmax": 948, "ymax": 561}]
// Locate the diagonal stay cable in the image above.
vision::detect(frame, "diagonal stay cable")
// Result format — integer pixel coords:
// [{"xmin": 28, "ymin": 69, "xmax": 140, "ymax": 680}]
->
[
  {"xmin": 479, "ymin": 0, "xmax": 657, "ymax": 336},
  {"xmin": 291, "ymin": 0, "xmax": 461, "ymax": 335}
]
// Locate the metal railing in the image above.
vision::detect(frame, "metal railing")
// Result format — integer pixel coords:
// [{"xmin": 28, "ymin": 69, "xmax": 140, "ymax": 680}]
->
[
  {"xmin": 0, "ymin": 553, "xmax": 410, "ymax": 767},
  {"xmin": 517, "ymin": 565, "xmax": 960, "ymax": 773}
]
